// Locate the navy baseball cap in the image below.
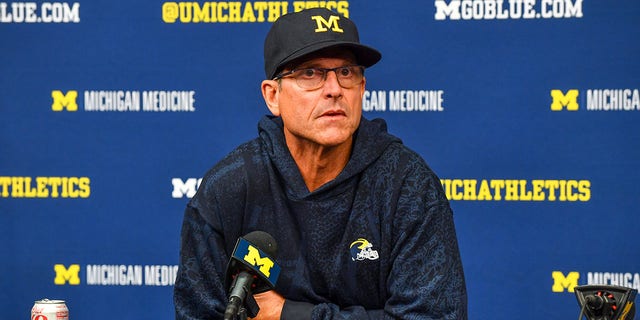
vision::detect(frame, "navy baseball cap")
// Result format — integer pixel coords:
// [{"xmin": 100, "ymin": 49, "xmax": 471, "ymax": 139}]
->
[{"xmin": 264, "ymin": 8, "xmax": 382, "ymax": 79}]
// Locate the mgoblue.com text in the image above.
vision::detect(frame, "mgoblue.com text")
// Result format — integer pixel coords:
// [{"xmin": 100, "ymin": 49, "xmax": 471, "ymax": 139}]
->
[{"xmin": 434, "ymin": 0, "xmax": 583, "ymax": 20}]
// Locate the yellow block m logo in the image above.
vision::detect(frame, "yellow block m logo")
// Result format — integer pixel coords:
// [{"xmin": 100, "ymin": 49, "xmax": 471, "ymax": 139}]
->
[
  {"xmin": 54, "ymin": 264, "xmax": 81, "ymax": 285},
  {"xmin": 552, "ymin": 271, "xmax": 579, "ymax": 292},
  {"xmin": 311, "ymin": 15, "xmax": 344, "ymax": 33},
  {"xmin": 550, "ymin": 89, "xmax": 579, "ymax": 111},
  {"xmin": 52, "ymin": 90, "xmax": 78, "ymax": 111},
  {"xmin": 243, "ymin": 246, "xmax": 274, "ymax": 277}
]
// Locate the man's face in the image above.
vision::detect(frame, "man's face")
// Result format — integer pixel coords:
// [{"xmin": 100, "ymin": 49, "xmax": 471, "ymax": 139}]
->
[{"xmin": 265, "ymin": 51, "xmax": 366, "ymax": 150}]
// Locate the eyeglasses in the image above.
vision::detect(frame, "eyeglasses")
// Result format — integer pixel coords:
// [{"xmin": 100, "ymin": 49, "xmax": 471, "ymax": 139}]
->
[{"xmin": 273, "ymin": 65, "xmax": 365, "ymax": 90}]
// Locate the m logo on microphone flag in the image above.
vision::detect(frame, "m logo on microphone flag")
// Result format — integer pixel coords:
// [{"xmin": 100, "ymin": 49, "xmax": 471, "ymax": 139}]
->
[
  {"xmin": 244, "ymin": 245, "xmax": 274, "ymax": 277},
  {"xmin": 233, "ymin": 238, "xmax": 281, "ymax": 286}
]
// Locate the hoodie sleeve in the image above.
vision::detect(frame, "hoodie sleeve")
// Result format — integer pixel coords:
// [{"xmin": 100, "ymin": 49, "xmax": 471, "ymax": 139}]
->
[
  {"xmin": 174, "ymin": 203, "xmax": 229, "ymax": 320},
  {"xmin": 173, "ymin": 149, "xmax": 250, "ymax": 319},
  {"xmin": 384, "ymin": 156, "xmax": 468, "ymax": 319}
]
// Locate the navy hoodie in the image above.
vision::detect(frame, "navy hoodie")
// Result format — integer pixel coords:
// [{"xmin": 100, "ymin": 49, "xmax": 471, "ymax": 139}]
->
[{"xmin": 174, "ymin": 115, "xmax": 467, "ymax": 319}]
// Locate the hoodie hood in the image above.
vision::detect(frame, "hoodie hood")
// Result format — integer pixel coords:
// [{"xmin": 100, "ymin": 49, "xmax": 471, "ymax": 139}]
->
[{"xmin": 257, "ymin": 115, "xmax": 401, "ymax": 198}]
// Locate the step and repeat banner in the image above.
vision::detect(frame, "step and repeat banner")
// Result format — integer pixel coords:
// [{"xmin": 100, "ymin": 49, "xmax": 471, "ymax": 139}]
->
[{"xmin": 1, "ymin": 1, "xmax": 638, "ymax": 319}]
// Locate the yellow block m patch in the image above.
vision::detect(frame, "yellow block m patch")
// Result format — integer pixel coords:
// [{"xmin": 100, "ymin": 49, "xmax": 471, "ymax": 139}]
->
[
  {"xmin": 552, "ymin": 271, "xmax": 579, "ymax": 292},
  {"xmin": 550, "ymin": 89, "xmax": 579, "ymax": 111},
  {"xmin": 54, "ymin": 264, "xmax": 81, "ymax": 285},
  {"xmin": 51, "ymin": 90, "xmax": 78, "ymax": 111}
]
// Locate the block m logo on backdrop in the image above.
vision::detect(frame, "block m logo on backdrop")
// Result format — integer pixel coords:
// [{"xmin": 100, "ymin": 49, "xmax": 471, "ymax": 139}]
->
[
  {"xmin": 51, "ymin": 90, "xmax": 79, "ymax": 111},
  {"xmin": 550, "ymin": 89, "xmax": 580, "ymax": 111},
  {"xmin": 54, "ymin": 264, "xmax": 81, "ymax": 285},
  {"xmin": 171, "ymin": 178, "xmax": 202, "ymax": 198},
  {"xmin": 552, "ymin": 271, "xmax": 580, "ymax": 292}
]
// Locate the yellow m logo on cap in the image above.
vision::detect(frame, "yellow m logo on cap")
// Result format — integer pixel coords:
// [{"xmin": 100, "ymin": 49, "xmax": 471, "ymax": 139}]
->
[{"xmin": 311, "ymin": 15, "xmax": 344, "ymax": 33}]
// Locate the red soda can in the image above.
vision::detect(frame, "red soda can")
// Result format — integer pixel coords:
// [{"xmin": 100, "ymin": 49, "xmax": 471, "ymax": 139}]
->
[{"xmin": 31, "ymin": 299, "xmax": 69, "ymax": 320}]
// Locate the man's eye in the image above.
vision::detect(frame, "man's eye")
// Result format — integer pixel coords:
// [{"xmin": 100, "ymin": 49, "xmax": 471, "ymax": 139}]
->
[
  {"xmin": 338, "ymin": 67, "xmax": 352, "ymax": 77},
  {"xmin": 300, "ymin": 69, "xmax": 318, "ymax": 78}
]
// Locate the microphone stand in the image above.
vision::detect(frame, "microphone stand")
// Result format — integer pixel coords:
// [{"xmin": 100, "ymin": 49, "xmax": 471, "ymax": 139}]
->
[
  {"xmin": 243, "ymin": 294, "xmax": 260, "ymax": 319},
  {"xmin": 238, "ymin": 307, "xmax": 247, "ymax": 320},
  {"xmin": 226, "ymin": 294, "xmax": 260, "ymax": 320}
]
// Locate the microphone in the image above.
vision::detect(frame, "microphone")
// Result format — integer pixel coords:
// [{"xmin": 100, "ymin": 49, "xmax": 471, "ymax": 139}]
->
[
  {"xmin": 223, "ymin": 231, "xmax": 281, "ymax": 320},
  {"xmin": 582, "ymin": 291, "xmax": 621, "ymax": 319},
  {"xmin": 585, "ymin": 295, "xmax": 605, "ymax": 311},
  {"xmin": 575, "ymin": 285, "xmax": 637, "ymax": 320}
]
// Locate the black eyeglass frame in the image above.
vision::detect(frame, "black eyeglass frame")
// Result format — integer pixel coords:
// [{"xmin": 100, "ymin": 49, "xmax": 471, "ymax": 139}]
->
[{"xmin": 272, "ymin": 65, "xmax": 365, "ymax": 89}]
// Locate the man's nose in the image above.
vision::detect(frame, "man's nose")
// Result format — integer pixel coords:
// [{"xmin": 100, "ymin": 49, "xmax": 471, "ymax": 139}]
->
[{"xmin": 322, "ymin": 70, "xmax": 343, "ymax": 95}]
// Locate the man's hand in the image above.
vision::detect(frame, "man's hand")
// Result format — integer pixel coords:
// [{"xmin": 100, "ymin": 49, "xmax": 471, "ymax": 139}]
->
[{"xmin": 251, "ymin": 290, "xmax": 285, "ymax": 320}]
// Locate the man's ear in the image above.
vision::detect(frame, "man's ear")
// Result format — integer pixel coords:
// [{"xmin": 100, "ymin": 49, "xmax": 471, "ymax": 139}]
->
[{"xmin": 261, "ymin": 80, "xmax": 280, "ymax": 116}]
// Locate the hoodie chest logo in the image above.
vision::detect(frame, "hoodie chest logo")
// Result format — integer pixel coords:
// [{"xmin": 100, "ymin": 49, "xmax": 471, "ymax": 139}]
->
[{"xmin": 349, "ymin": 238, "xmax": 379, "ymax": 261}]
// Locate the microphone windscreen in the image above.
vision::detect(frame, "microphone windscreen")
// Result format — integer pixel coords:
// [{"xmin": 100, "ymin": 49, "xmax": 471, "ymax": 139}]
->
[{"xmin": 244, "ymin": 231, "xmax": 278, "ymax": 258}]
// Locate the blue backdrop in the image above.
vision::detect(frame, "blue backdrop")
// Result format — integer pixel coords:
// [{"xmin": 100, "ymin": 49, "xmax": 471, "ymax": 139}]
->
[{"xmin": 1, "ymin": 1, "xmax": 639, "ymax": 319}]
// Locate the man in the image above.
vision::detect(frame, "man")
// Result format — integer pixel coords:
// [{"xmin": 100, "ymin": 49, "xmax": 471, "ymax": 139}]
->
[{"xmin": 174, "ymin": 7, "xmax": 467, "ymax": 320}]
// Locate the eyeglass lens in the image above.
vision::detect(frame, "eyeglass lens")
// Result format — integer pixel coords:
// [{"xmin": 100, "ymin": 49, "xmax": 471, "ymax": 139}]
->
[{"xmin": 292, "ymin": 66, "xmax": 364, "ymax": 89}]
